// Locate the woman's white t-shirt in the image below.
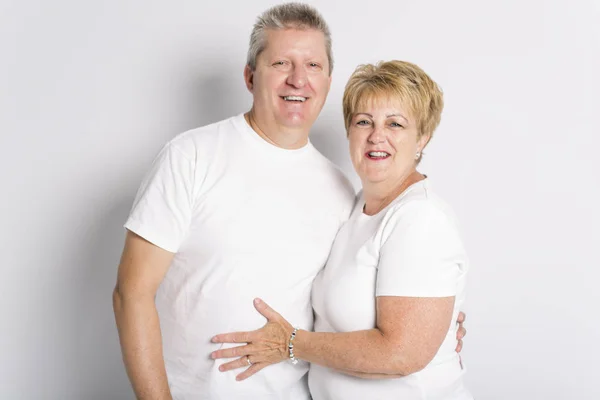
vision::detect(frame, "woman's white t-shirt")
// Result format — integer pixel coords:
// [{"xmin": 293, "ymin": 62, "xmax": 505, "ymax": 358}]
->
[{"xmin": 309, "ymin": 179, "xmax": 473, "ymax": 400}]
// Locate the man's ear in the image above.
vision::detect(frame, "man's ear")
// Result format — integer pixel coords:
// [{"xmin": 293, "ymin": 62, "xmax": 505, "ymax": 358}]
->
[{"xmin": 244, "ymin": 65, "xmax": 254, "ymax": 92}]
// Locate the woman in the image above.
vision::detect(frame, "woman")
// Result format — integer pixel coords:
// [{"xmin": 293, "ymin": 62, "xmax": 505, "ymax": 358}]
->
[{"xmin": 211, "ymin": 60, "xmax": 473, "ymax": 399}]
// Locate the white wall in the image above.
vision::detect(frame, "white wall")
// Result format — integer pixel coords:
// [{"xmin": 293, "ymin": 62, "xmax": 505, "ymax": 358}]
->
[{"xmin": 2, "ymin": 0, "xmax": 599, "ymax": 398}]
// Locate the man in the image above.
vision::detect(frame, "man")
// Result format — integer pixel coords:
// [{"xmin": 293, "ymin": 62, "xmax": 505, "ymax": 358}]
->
[{"xmin": 113, "ymin": 3, "xmax": 465, "ymax": 399}]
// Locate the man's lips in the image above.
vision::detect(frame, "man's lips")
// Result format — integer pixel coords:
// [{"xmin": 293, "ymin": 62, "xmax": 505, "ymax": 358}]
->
[{"xmin": 280, "ymin": 95, "xmax": 308, "ymax": 102}]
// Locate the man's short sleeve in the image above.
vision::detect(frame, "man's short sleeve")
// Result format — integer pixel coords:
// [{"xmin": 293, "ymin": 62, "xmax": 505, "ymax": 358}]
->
[
  {"xmin": 124, "ymin": 142, "xmax": 195, "ymax": 253},
  {"xmin": 375, "ymin": 201, "xmax": 466, "ymax": 298}
]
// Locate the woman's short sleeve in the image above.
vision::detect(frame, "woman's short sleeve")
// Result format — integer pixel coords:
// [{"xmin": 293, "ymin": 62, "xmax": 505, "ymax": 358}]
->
[{"xmin": 375, "ymin": 201, "xmax": 467, "ymax": 297}]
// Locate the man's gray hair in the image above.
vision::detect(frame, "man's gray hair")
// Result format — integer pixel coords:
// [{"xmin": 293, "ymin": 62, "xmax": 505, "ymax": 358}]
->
[{"xmin": 247, "ymin": 2, "xmax": 333, "ymax": 75}]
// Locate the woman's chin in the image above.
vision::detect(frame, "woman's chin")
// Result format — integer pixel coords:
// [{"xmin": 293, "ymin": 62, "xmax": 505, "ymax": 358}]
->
[{"xmin": 360, "ymin": 172, "xmax": 389, "ymax": 187}]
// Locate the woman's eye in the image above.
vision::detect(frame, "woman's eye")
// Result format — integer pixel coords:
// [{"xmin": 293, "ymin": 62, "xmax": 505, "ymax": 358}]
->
[
  {"xmin": 357, "ymin": 120, "xmax": 371, "ymax": 126},
  {"xmin": 390, "ymin": 122, "xmax": 404, "ymax": 128}
]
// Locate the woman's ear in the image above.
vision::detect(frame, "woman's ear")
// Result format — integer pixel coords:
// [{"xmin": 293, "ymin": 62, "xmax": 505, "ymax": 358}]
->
[{"xmin": 417, "ymin": 133, "xmax": 431, "ymax": 153}]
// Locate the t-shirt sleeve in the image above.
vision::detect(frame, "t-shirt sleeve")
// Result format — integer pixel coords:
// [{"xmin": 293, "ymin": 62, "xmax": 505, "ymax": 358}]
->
[
  {"xmin": 124, "ymin": 142, "xmax": 195, "ymax": 253},
  {"xmin": 375, "ymin": 201, "xmax": 466, "ymax": 298}
]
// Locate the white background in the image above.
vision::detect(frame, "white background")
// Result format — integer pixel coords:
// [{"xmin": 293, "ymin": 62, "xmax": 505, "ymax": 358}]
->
[{"xmin": 2, "ymin": 0, "xmax": 599, "ymax": 399}]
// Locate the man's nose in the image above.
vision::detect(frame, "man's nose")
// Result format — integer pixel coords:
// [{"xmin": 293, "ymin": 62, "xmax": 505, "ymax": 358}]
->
[{"xmin": 286, "ymin": 66, "xmax": 307, "ymax": 88}]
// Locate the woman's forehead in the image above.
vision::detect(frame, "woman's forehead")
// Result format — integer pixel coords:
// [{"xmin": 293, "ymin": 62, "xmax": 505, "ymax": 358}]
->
[{"xmin": 354, "ymin": 92, "xmax": 414, "ymax": 118}]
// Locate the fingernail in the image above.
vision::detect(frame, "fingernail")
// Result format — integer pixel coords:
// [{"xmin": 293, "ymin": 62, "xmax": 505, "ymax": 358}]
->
[
  {"xmin": 219, "ymin": 366, "xmax": 224, "ymax": 371},
  {"xmin": 254, "ymin": 298, "xmax": 261, "ymax": 305},
  {"xmin": 211, "ymin": 352, "xmax": 216, "ymax": 359}
]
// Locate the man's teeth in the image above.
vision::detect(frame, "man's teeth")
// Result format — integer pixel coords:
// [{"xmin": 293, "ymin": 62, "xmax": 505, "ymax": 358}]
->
[
  {"xmin": 283, "ymin": 96, "xmax": 306, "ymax": 102},
  {"xmin": 369, "ymin": 151, "xmax": 389, "ymax": 157}
]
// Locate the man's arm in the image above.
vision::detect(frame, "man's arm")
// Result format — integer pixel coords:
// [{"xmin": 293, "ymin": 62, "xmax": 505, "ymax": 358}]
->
[{"xmin": 113, "ymin": 230, "xmax": 174, "ymax": 400}]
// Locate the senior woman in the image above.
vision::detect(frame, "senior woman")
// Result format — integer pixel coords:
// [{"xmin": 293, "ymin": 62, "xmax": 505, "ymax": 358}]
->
[{"xmin": 211, "ymin": 60, "xmax": 472, "ymax": 399}]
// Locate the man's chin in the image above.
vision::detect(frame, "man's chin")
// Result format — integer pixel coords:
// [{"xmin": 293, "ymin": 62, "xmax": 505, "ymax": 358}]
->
[{"xmin": 277, "ymin": 115, "xmax": 312, "ymax": 131}]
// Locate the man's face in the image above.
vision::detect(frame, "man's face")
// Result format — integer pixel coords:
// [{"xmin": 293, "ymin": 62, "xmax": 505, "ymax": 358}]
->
[{"xmin": 245, "ymin": 28, "xmax": 332, "ymax": 136}]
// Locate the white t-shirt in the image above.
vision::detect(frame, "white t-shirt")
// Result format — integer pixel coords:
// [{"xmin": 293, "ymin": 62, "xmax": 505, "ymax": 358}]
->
[
  {"xmin": 124, "ymin": 114, "xmax": 356, "ymax": 399},
  {"xmin": 309, "ymin": 179, "xmax": 473, "ymax": 400}
]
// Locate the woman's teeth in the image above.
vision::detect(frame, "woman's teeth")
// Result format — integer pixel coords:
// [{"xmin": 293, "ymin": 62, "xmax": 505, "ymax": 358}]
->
[{"xmin": 368, "ymin": 151, "xmax": 390, "ymax": 158}]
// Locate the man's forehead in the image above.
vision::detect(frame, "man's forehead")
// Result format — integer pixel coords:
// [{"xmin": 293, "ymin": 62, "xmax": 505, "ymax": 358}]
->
[{"xmin": 262, "ymin": 28, "xmax": 327, "ymax": 54}]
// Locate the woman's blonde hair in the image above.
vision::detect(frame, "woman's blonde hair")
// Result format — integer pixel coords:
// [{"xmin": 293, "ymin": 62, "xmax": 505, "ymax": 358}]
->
[{"xmin": 342, "ymin": 61, "xmax": 444, "ymax": 158}]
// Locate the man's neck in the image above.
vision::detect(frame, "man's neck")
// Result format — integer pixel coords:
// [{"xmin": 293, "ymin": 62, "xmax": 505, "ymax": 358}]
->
[{"xmin": 244, "ymin": 110, "xmax": 309, "ymax": 150}]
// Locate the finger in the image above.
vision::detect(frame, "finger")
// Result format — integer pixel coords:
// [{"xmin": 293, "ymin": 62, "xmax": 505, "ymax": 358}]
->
[
  {"xmin": 457, "ymin": 326, "xmax": 466, "ymax": 340},
  {"xmin": 253, "ymin": 298, "xmax": 282, "ymax": 322},
  {"xmin": 457, "ymin": 311, "xmax": 466, "ymax": 324},
  {"xmin": 219, "ymin": 356, "xmax": 257, "ymax": 372},
  {"xmin": 455, "ymin": 339, "xmax": 463, "ymax": 353},
  {"xmin": 212, "ymin": 330, "xmax": 254, "ymax": 344},
  {"xmin": 236, "ymin": 362, "xmax": 269, "ymax": 381},
  {"xmin": 211, "ymin": 344, "xmax": 259, "ymax": 359}
]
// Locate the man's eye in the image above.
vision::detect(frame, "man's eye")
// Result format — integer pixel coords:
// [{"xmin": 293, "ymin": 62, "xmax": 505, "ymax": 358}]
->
[
  {"xmin": 273, "ymin": 61, "xmax": 286, "ymax": 66},
  {"xmin": 309, "ymin": 63, "xmax": 320, "ymax": 68}
]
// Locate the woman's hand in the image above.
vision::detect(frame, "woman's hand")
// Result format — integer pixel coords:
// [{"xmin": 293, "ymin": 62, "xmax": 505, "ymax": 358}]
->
[{"xmin": 210, "ymin": 298, "xmax": 294, "ymax": 381}]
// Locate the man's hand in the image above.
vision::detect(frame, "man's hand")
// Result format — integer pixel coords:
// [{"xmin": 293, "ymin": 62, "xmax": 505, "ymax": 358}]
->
[{"xmin": 455, "ymin": 311, "xmax": 466, "ymax": 353}]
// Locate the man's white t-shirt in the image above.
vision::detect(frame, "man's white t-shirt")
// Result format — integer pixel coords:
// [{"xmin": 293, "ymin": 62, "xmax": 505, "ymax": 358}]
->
[
  {"xmin": 309, "ymin": 179, "xmax": 473, "ymax": 400},
  {"xmin": 125, "ymin": 114, "xmax": 356, "ymax": 399}
]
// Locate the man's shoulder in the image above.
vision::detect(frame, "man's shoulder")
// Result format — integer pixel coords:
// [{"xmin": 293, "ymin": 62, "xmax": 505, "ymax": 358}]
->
[
  {"xmin": 305, "ymin": 150, "xmax": 356, "ymax": 206},
  {"xmin": 171, "ymin": 115, "xmax": 239, "ymax": 145},
  {"xmin": 166, "ymin": 114, "xmax": 241, "ymax": 160}
]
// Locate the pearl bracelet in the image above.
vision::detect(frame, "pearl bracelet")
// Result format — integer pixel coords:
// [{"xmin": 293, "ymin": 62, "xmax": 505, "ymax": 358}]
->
[{"xmin": 288, "ymin": 327, "xmax": 299, "ymax": 365}]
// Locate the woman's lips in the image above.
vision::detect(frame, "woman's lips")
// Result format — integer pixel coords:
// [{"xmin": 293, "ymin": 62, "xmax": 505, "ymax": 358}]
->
[{"xmin": 365, "ymin": 151, "xmax": 391, "ymax": 160}]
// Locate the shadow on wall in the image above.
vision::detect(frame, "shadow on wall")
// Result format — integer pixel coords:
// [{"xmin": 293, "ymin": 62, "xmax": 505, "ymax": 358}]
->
[
  {"xmin": 310, "ymin": 108, "xmax": 358, "ymax": 189},
  {"xmin": 172, "ymin": 62, "xmax": 250, "ymax": 132},
  {"xmin": 61, "ymin": 67, "xmax": 247, "ymax": 399},
  {"xmin": 67, "ymin": 195, "xmax": 136, "ymax": 400}
]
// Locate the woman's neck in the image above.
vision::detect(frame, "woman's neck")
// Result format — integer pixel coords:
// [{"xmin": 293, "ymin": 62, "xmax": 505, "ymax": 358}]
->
[{"xmin": 362, "ymin": 170, "xmax": 425, "ymax": 216}]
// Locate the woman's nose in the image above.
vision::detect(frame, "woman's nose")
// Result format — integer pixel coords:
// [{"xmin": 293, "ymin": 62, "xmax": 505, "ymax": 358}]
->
[{"xmin": 367, "ymin": 128, "xmax": 386, "ymax": 144}]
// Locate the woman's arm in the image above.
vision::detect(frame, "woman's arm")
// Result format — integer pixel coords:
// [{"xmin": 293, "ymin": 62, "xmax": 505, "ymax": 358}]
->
[
  {"xmin": 293, "ymin": 296, "xmax": 454, "ymax": 375},
  {"xmin": 211, "ymin": 296, "xmax": 454, "ymax": 380},
  {"xmin": 334, "ymin": 370, "xmax": 404, "ymax": 379}
]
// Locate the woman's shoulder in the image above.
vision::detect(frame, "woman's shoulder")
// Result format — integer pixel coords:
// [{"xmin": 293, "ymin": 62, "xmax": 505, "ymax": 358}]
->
[{"xmin": 384, "ymin": 180, "xmax": 458, "ymax": 231}]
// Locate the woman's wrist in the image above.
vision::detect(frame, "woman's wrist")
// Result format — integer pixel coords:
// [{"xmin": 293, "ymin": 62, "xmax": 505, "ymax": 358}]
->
[
  {"xmin": 287, "ymin": 327, "xmax": 300, "ymax": 364},
  {"xmin": 289, "ymin": 328, "xmax": 309, "ymax": 363}
]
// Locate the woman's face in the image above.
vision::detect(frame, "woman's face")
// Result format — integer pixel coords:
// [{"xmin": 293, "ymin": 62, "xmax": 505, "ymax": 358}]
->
[{"xmin": 348, "ymin": 97, "xmax": 428, "ymax": 187}]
